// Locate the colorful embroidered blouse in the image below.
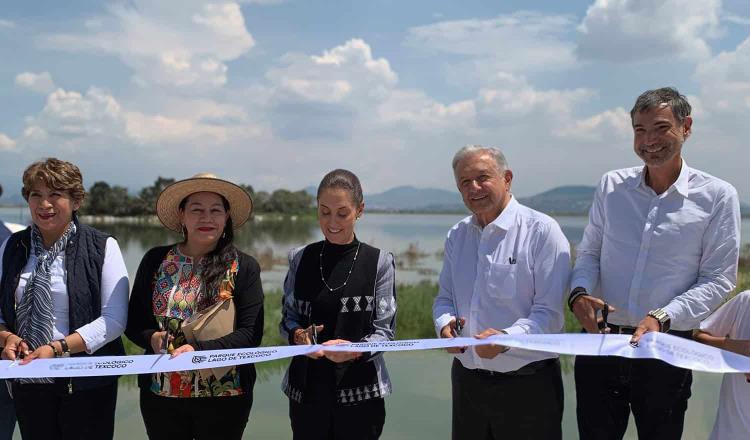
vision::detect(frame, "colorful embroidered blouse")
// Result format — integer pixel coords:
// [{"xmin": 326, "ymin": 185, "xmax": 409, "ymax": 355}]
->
[{"xmin": 150, "ymin": 246, "xmax": 242, "ymax": 398}]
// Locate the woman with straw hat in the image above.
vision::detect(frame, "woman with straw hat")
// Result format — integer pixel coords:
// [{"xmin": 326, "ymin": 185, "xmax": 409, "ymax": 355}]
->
[{"xmin": 125, "ymin": 173, "xmax": 264, "ymax": 439}]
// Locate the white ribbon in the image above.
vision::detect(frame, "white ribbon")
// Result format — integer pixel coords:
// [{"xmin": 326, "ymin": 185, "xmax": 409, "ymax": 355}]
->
[{"xmin": 0, "ymin": 332, "xmax": 747, "ymax": 379}]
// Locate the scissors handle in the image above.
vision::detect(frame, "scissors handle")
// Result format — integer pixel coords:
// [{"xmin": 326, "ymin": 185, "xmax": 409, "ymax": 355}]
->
[{"xmin": 601, "ymin": 302, "xmax": 609, "ymax": 331}]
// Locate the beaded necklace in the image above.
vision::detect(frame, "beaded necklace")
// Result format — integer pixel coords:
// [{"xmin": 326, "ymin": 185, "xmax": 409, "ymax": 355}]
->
[{"xmin": 319, "ymin": 240, "xmax": 360, "ymax": 292}]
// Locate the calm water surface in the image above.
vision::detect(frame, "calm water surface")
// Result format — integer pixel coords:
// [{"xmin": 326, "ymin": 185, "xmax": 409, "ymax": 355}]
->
[{"xmin": 0, "ymin": 208, "xmax": 736, "ymax": 439}]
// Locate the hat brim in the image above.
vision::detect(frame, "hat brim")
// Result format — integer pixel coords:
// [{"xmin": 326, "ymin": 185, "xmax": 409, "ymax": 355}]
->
[{"xmin": 156, "ymin": 177, "xmax": 253, "ymax": 233}]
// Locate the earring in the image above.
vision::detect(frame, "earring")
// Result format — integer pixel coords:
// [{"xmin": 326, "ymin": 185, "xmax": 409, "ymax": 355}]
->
[
  {"xmin": 222, "ymin": 231, "xmax": 226, "ymax": 239},
  {"xmin": 181, "ymin": 225, "xmax": 187, "ymax": 241}
]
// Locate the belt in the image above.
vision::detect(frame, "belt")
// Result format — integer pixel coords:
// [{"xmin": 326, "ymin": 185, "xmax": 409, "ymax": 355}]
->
[
  {"xmin": 603, "ymin": 324, "xmax": 693, "ymax": 339},
  {"xmin": 469, "ymin": 358, "xmax": 558, "ymax": 377}
]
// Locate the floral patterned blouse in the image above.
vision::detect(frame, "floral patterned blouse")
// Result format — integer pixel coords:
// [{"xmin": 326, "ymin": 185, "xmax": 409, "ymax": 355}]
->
[{"xmin": 150, "ymin": 245, "xmax": 242, "ymax": 398}]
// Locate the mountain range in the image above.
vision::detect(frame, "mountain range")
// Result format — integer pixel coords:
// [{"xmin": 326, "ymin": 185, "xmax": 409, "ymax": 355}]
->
[
  {"xmin": 3, "ymin": 184, "xmax": 749, "ymax": 217},
  {"xmin": 362, "ymin": 185, "xmax": 750, "ymax": 216},
  {"xmin": 361, "ymin": 185, "xmax": 600, "ymax": 215}
]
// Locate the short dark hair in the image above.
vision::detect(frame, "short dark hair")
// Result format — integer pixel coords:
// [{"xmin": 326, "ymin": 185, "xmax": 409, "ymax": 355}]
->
[
  {"xmin": 630, "ymin": 87, "xmax": 691, "ymax": 125},
  {"xmin": 22, "ymin": 158, "xmax": 86, "ymax": 203},
  {"xmin": 317, "ymin": 169, "xmax": 363, "ymax": 206}
]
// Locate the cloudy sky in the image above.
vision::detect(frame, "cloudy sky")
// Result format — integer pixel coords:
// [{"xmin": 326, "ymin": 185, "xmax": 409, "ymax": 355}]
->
[{"xmin": 1, "ymin": 0, "xmax": 749, "ymax": 202}]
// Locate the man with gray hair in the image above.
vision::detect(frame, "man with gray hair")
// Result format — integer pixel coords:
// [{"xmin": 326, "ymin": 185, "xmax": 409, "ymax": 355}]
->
[
  {"xmin": 569, "ymin": 87, "xmax": 741, "ymax": 439},
  {"xmin": 433, "ymin": 145, "xmax": 571, "ymax": 439}
]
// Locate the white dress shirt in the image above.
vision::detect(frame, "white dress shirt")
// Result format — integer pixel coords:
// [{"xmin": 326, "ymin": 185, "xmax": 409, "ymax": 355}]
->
[
  {"xmin": 433, "ymin": 196, "xmax": 571, "ymax": 372},
  {"xmin": 699, "ymin": 291, "xmax": 750, "ymax": 440},
  {"xmin": 571, "ymin": 160, "xmax": 740, "ymax": 331},
  {"xmin": 0, "ymin": 236, "xmax": 130, "ymax": 353}
]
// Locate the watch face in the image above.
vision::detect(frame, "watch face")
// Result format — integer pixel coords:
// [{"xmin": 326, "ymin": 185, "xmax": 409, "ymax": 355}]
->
[{"xmin": 61, "ymin": 352, "xmax": 70, "ymax": 358}]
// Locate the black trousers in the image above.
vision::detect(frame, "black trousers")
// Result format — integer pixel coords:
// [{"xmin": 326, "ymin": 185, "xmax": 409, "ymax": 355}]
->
[
  {"xmin": 140, "ymin": 388, "xmax": 253, "ymax": 440},
  {"xmin": 289, "ymin": 397, "xmax": 386, "ymax": 440},
  {"xmin": 451, "ymin": 358, "xmax": 564, "ymax": 440},
  {"xmin": 0, "ymin": 382, "xmax": 16, "ymax": 440},
  {"xmin": 575, "ymin": 355, "xmax": 692, "ymax": 440},
  {"xmin": 12, "ymin": 380, "xmax": 118, "ymax": 440}
]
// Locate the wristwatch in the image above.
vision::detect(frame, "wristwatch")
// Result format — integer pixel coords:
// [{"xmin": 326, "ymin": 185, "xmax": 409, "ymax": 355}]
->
[
  {"xmin": 647, "ymin": 308, "xmax": 671, "ymax": 333},
  {"xmin": 567, "ymin": 287, "xmax": 589, "ymax": 312},
  {"xmin": 57, "ymin": 338, "xmax": 70, "ymax": 358}
]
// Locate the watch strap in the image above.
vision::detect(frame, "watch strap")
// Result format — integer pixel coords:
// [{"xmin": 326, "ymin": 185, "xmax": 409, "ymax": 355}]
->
[{"xmin": 647, "ymin": 308, "xmax": 671, "ymax": 332}]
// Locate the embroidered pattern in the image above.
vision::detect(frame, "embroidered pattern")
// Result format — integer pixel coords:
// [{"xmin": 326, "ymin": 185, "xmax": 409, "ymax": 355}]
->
[
  {"xmin": 338, "ymin": 296, "xmax": 381, "ymax": 314},
  {"xmin": 150, "ymin": 246, "xmax": 242, "ymax": 398},
  {"xmin": 337, "ymin": 382, "xmax": 389, "ymax": 404}
]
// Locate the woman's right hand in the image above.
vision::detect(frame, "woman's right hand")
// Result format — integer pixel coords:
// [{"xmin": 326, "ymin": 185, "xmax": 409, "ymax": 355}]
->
[
  {"xmin": 294, "ymin": 325, "xmax": 325, "ymax": 359},
  {"xmin": 150, "ymin": 331, "xmax": 172, "ymax": 354},
  {"xmin": 2, "ymin": 335, "xmax": 29, "ymax": 361}
]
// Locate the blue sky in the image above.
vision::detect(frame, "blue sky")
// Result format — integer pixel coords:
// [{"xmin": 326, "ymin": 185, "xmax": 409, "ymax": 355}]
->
[{"xmin": 1, "ymin": 0, "xmax": 749, "ymax": 202}]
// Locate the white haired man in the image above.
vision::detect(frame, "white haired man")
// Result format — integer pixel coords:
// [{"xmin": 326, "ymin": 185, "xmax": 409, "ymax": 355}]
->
[{"xmin": 433, "ymin": 145, "xmax": 571, "ymax": 439}]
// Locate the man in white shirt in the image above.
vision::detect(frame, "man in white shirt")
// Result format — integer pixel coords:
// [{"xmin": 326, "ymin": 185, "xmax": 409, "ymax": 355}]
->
[
  {"xmin": 433, "ymin": 145, "xmax": 571, "ymax": 440},
  {"xmin": 569, "ymin": 87, "xmax": 741, "ymax": 440}
]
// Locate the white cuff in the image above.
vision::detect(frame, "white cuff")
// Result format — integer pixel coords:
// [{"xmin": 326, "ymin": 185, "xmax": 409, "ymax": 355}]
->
[{"xmin": 435, "ymin": 313, "xmax": 455, "ymax": 337}]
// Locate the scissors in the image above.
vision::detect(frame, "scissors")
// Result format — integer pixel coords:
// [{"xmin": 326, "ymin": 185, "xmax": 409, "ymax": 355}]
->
[{"xmin": 601, "ymin": 302, "xmax": 609, "ymax": 332}]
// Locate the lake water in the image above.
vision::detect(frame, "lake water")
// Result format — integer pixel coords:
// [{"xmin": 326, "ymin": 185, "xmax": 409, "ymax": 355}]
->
[{"xmin": 0, "ymin": 207, "xmax": 739, "ymax": 439}]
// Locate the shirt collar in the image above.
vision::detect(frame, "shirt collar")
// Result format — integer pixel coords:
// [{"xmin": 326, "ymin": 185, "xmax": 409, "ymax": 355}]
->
[
  {"xmin": 470, "ymin": 195, "xmax": 518, "ymax": 231},
  {"xmin": 629, "ymin": 158, "xmax": 690, "ymax": 197}
]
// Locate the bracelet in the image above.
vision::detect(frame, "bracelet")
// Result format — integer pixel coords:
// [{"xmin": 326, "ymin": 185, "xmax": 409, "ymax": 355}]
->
[{"xmin": 47, "ymin": 342, "xmax": 61, "ymax": 357}]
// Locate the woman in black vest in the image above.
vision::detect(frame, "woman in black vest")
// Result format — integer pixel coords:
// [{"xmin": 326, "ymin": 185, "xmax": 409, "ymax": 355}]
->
[
  {"xmin": 0, "ymin": 158, "xmax": 129, "ymax": 439},
  {"xmin": 125, "ymin": 173, "xmax": 263, "ymax": 440},
  {"xmin": 280, "ymin": 169, "xmax": 397, "ymax": 440}
]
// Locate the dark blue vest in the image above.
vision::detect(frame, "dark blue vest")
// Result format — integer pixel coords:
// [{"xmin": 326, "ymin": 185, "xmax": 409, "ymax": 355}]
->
[{"xmin": 0, "ymin": 221, "xmax": 125, "ymax": 391}]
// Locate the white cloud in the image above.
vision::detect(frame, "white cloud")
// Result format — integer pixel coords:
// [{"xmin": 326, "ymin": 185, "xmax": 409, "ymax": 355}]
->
[
  {"xmin": 15, "ymin": 71, "xmax": 56, "ymax": 94},
  {"xmin": 265, "ymin": 39, "xmax": 398, "ymax": 140},
  {"xmin": 22, "ymin": 88, "xmax": 124, "ymax": 143},
  {"xmin": 724, "ymin": 14, "xmax": 750, "ymax": 26},
  {"xmin": 476, "ymin": 73, "xmax": 594, "ymax": 120},
  {"xmin": 19, "ymin": 86, "xmax": 263, "ymax": 150},
  {"xmin": 577, "ymin": 0, "xmax": 722, "ymax": 62},
  {"xmin": 0, "ymin": 19, "xmax": 14, "ymax": 29},
  {"xmin": 556, "ymin": 107, "xmax": 631, "ymax": 142},
  {"xmin": 0, "ymin": 133, "xmax": 16, "ymax": 151},
  {"xmin": 40, "ymin": 1, "xmax": 254, "ymax": 89},
  {"xmin": 694, "ymin": 36, "xmax": 750, "ymax": 112},
  {"xmin": 269, "ymin": 39, "xmax": 397, "ymax": 102},
  {"xmin": 378, "ymin": 90, "xmax": 476, "ymax": 132},
  {"xmin": 238, "ymin": 0, "xmax": 284, "ymax": 4},
  {"xmin": 406, "ymin": 11, "xmax": 577, "ymax": 75}
]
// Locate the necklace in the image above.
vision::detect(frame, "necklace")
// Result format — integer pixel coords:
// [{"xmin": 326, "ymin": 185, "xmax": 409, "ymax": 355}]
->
[{"xmin": 319, "ymin": 240, "xmax": 360, "ymax": 292}]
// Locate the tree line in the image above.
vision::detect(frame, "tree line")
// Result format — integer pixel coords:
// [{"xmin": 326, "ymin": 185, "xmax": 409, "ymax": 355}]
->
[{"xmin": 81, "ymin": 177, "xmax": 314, "ymax": 216}]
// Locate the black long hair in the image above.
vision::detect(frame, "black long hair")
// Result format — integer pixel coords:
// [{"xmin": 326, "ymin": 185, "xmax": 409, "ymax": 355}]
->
[{"xmin": 179, "ymin": 194, "xmax": 238, "ymax": 296}]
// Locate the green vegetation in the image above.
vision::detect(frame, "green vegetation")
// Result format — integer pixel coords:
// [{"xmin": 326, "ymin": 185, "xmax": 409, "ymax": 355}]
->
[{"xmin": 80, "ymin": 177, "xmax": 314, "ymax": 216}]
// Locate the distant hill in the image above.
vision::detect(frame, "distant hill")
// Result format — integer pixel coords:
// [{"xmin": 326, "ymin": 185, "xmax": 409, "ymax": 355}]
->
[
  {"xmin": 361, "ymin": 185, "xmax": 596, "ymax": 215},
  {"xmin": 365, "ymin": 186, "xmax": 465, "ymax": 212},
  {"xmin": 742, "ymin": 202, "xmax": 750, "ymax": 217},
  {"xmin": 518, "ymin": 186, "xmax": 595, "ymax": 215}
]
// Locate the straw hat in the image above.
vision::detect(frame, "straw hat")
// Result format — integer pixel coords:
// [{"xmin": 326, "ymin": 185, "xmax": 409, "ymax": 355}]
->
[{"xmin": 156, "ymin": 173, "xmax": 253, "ymax": 233}]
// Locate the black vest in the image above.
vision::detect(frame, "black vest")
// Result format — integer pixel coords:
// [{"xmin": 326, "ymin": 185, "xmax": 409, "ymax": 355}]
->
[
  {"xmin": 286, "ymin": 240, "xmax": 382, "ymax": 405},
  {"xmin": 0, "ymin": 222, "xmax": 125, "ymax": 391}
]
